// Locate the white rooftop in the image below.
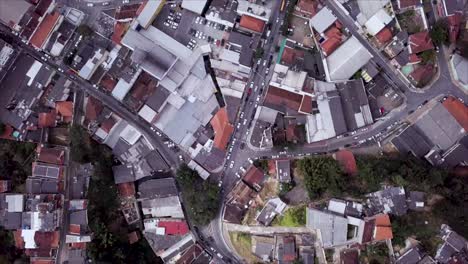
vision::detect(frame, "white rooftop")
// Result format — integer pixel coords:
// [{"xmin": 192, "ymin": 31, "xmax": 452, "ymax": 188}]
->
[
  {"xmin": 309, "ymin": 7, "xmax": 337, "ymax": 34},
  {"xmin": 364, "ymin": 8, "xmax": 393, "ymax": 36},
  {"xmin": 181, "ymin": 0, "xmax": 207, "ymax": 15},
  {"xmin": 326, "ymin": 36, "xmax": 373, "ymax": 81}
]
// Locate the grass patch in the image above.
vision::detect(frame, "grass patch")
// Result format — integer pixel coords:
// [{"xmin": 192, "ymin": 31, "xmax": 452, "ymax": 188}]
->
[
  {"xmin": 229, "ymin": 232, "xmax": 256, "ymax": 263},
  {"xmin": 272, "ymin": 205, "xmax": 306, "ymax": 227}
]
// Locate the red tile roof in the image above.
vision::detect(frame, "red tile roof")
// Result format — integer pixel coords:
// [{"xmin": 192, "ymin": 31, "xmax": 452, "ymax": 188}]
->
[
  {"xmin": 409, "ymin": 53, "xmax": 422, "ymax": 63},
  {"xmin": 115, "ymin": 3, "xmax": 142, "ymax": 20},
  {"xmin": 239, "ymin": 15, "xmax": 265, "ymax": 33},
  {"xmin": 299, "ymin": 95, "xmax": 313, "ymax": 114},
  {"xmin": 295, "ymin": 0, "xmax": 318, "ymax": 17},
  {"xmin": 442, "ymin": 96, "xmax": 468, "ymax": 131},
  {"xmin": 128, "ymin": 231, "xmax": 140, "ymax": 244},
  {"xmin": 100, "ymin": 74, "xmax": 118, "ymax": 92},
  {"xmin": 242, "ymin": 165, "xmax": 264, "ymax": 190},
  {"xmin": 334, "ymin": 150, "xmax": 357, "ymax": 175},
  {"xmin": 265, "ymin": 86, "xmax": 303, "ymax": 112},
  {"xmin": 85, "ymin": 96, "xmax": 103, "ymax": 122},
  {"xmin": 268, "ymin": 159, "xmax": 276, "ymax": 176},
  {"xmin": 373, "ymin": 214, "xmax": 393, "ymax": 241},
  {"xmin": 321, "ymin": 36, "xmax": 342, "ymax": 56},
  {"xmin": 176, "ymin": 244, "xmax": 204, "ymax": 264},
  {"xmin": 38, "ymin": 111, "xmax": 57, "ymax": 128},
  {"xmin": 398, "ymin": 0, "xmax": 420, "ymax": 9},
  {"xmin": 158, "ymin": 220, "xmax": 189, "ymax": 235},
  {"xmin": 448, "ymin": 13, "xmax": 462, "ymax": 43},
  {"xmin": 410, "ymin": 64, "xmax": 434, "ymax": 83},
  {"xmin": 112, "ymin": 22, "xmax": 128, "ymax": 45},
  {"xmin": 56, "ymin": 101, "xmax": 73, "ymax": 117},
  {"xmin": 100, "ymin": 117, "xmax": 117, "ymax": 133},
  {"xmin": 69, "ymin": 224, "xmax": 81, "ymax": 235},
  {"xmin": 36, "ymin": 145, "xmax": 65, "ymax": 165},
  {"xmin": 34, "ymin": 0, "xmax": 53, "ymax": 16},
  {"xmin": 375, "ymin": 27, "xmax": 393, "ymax": 45},
  {"xmin": 210, "ymin": 107, "xmax": 234, "ymax": 150},
  {"xmin": 408, "ymin": 31, "xmax": 434, "ymax": 54},
  {"xmin": 34, "ymin": 231, "xmax": 60, "ymax": 249},
  {"xmin": 30, "ymin": 11, "xmax": 61, "ymax": 49},
  {"xmin": 118, "ymin": 182, "xmax": 135, "ymax": 197},
  {"xmin": 0, "ymin": 125, "xmax": 14, "ymax": 140}
]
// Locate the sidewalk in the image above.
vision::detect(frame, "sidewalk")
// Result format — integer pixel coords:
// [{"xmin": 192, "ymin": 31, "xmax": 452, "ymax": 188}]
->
[{"xmin": 225, "ymin": 223, "xmax": 314, "ymax": 235}]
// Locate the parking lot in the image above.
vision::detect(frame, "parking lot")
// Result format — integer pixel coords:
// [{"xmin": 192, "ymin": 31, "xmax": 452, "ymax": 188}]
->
[
  {"xmin": 367, "ymin": 74, "xmax": 404, "ymax": 118},
  {"xmin": 287, "ymin": 15, "xmax": 314, "ymax": 47},
  {"xmin": 152, "ymin": 3, "xmax": 229, "ymax": 51}
]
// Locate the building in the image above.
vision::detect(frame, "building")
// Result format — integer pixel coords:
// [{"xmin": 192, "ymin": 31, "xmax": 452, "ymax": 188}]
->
[
  {"xmin": 277, "ymin": 235, "xmax": 297, "ymax": 263},
  {"xmin": 326, "ymin": 36, "xmax": 373, "ymax": 81},
  {"xmin": 242, "ymin": 165, "xmax": 265, "ymax": 191},
  {"xmin": 276, "ymin": 159, "xmax": 291, "ymax": 183},
  {"xmin": 256, "ymin": 198, "xmax": 286, "ymax": 226},
  {"xmin": 306, "ymin": 208, "xmax": 348, "ymax": 247},
  {"xmin": 141, "ymin": 196, "xmax": 184, "ymax": 218},
  {"xmin": 408, "ymin": 31, "xmax": 434, "ymax": 54},
  {"xmin": 181, "ymin": 0, "xmax": 207, "ymax": 15},
  {"xmin": 0, "ymin": 0, "xmax": 32, "ymax": 30},
  {"xmin": 252, "ymin": 236, "xmax": 276, "ymax": 262},
  {"xmin": 29, "ymin": 11, "xmax": 63, "ymax": 50},
  {"xmin": 366, "ymin": 186, "xmax": 408, "ymax": 216},
  {"xmin": 309, "ymin": 7, "xmax": 337, "ymax": 34},
  {"xmin": 239, "ymin": 15, "xmax": 265, "ymax": 33}
]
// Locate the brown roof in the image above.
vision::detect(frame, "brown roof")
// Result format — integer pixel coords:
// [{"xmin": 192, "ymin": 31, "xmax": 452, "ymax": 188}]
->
[
  {"xmin": 264, "ymin": 86, "xmax": 303, "ymax": 112},
  {"xmin": 100, "ymin": 74, "xmax": 118, "ymax": 92},
  {"xmin": 115, "ymin": 3, "xmax": 141, "ymax": 20},
  {"xmin": 0, "ymin": 125, "xmax": 14, "ymax": 140},
  {"xmin": 210, "ymin": 107, "xmax": 234, "ymax": 150},
  {"xmin": 111, "ymin": 22, "xmax": 128, "ymax": 45},
  {"xmin": 321, "ymin": 37, "xmax": 342, "ymax": 56},
  {"xmin": 333, "ymin": 150, "xmax": 357, "ymax": 175},
  {"xmin": 176, "ymin": 244, "xmax": 204, "ymax": 264},
  {"xmin": 442, "ymin": 96, "xmax": 468, "ymax": 131},
  {"xmin": 299, "ymin": 95, "xmax": 313, "ymax": 114},
  {"xmin": 100, "ymin": 117, "xmax": 116, "ymax": 133},
  {"xmin": 34, "ymin": 0, "xmax": 53, "ymax": 16},
  {"xmin": 30, "ymin": 11, "xmax": 60, "ymax": 49},
  {"xmin": 281, "ymin": 47, "xmax": 304, "ymax": 65},
  {"xmin": 56, "ymin": 101, "xmax": 73, "ymax": 117},
  {"xmin": 340, "ymin": 249, "xmax": 359, "ymax": 264},
  {"xmin": 38, "ymin": 111, "xmax": 57, "ymax": 128},
  {"xmin": 268, "ymin": 159, "xmax": 277, "ymax": 176},
  {"xmin": 373, "ymin": 214, "xmax": 393, "ymax": 241},
  {"xmin": 410, "ymin": 64, "xmax": 434, "ymax": 83},
  {"xmin": 376, "ymin": 27, "xmax": 393, "ymax": 45},
  {"xmin": 295, "ymin": 0, "xmax": 318, "ymax": 17},
  {"xmin": 398, "ymin": 0, "xmax": 420, "ymax": 9},
  {"xmin": 128, "ymin": 231, "xmax": 140, "ymax": 244},
  {"xmin": 239, "ymin": 15, "xmax": 265, "ymax": 33},
  {"xmin": 229, "ymin": 181, "xmax": 256, "ymax": 205},
  {"xmin": 448, "ymin": 13, "xmax": 462, "ymax": 43},
  {"xmin": 36, "ymin": 145, "xmax": 65, "ymax": 165},
  {"xmin": 118, "ymin": 182, "xmax": 135, "ymax": 197},
  {"xmin": 69, "ymin": 224, "xmax": 81, "ymax": 235},
  {"xmin": 242, "ymin": 165, "xmax": 264, "ymax": 191},
  {"xmin": 85, "ymin": 96, "xmax": 103, "ymax": 122},
  {"xmin": 409, "ymin": 53, "xmax": 422, "ymax": 63},
  {"xmin": 409, "ymin": 31, "xmax": 434, "ymax": 54},
  {"xmin": 14, "ymin": 230, "xmax": 25, "ymax": 249},
  {"xmin": 34, "ymin": 231, "xmax": 60, "ymax": 249}
]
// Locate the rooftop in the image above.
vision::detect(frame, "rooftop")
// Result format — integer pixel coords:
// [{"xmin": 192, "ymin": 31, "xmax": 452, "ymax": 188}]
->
[
  {"xmin": 306, "ymin": 208, "xmax": 348, "ymax": 247},
  {"xmin": 210, "ymin": 107, "xmax": 234, "ymax": 150},
  {"xmin": 30, "ymin": 11, "xmax": 61, "ymax": 49},
  {"xmin": 239, "ymin": 15, "xmax": 265, "ymax": 33},
  {"xmin": 408, "ymin": 31, "xmax": 434, "ymax": 54}
]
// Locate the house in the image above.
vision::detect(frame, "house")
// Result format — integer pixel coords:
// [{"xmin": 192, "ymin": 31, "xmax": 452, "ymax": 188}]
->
[
  {"xmin": 239, "ymin": 15, "xmax": 265, "ymax": 33},
  {"xmin": 450, "ymin": 54, "xmax": 468, "ymax": 87},
  {"xmin": 309, "ymin": 7, "xmax": 337, "ymax": 34},
  {"xmin": 327, "ymin": 198, "xmax": 363, "ymax": 218},
  {"xmin": 112, "ymin": 164, "xmax": 135, "ymax": 184},
  {"xmin": 326, "ymin": 36, "xmax": 373, "ymax": 81},
  {"xmin": 396, "ymin": 246, "xmax": 431, "ymax": 264},
  {"xmin": 440, "ymin": 0, "xmax": 466, "ymax": 17},
  {"xmin": 277, "ymin": 235, "xmax": 297, "ymax": 263},
  {"xmin": 407, "ymin": 191, "xmax": 425, "ymax": 211},
  {"xmin": 276, "ymin": 159, "xmax": 291, "ymax": 183},
  {"xmin": 223, "ymin": 181, "xmax": 257, "ymax": 223},
  {"xmin": 340, "ymin": 248, "xmax": 359, "ymax": 264},
  {"xmin": 242, "ymin": 165, "xmax": 265, "ymax": 191},
  {"xmin": 333, "ymin": 150, "xmax": 357, "ymax": 175},
  {"xmin": 210, "ymin": 107, "xmax": 234, "ymax": 151},
  {"xmin": 0, "ymin": 180, "xmax": 11, "ymax": 193},
  {"xmin": 137, "ymin": 178, "xmax": 178, "ymax": 200},
  {"xmin": 256, "ymin": 198, "xmax": 287, "ymax": 226},
  {"xmin": 397, "ymin": 0, "xmax": 422, "ymax": 10},
  {"xmin": 295, "ymin": 0, "xmax": 319, "ymax": 18},
  {"xmin": 25, "ymin": 178, "xmax": 59, "ymax": 194},
  {"xmin": 435, "ymin": 225, "xmax": 468, "ymax": 263},
  {"xmin": 141, "ymin": 196, "xmax": 184, "ymax": 218},
  {"xmin": 306, "ymin": 208, "xmax": 348, "ymax": 247},
  {"xmin": 32, "ymin": 162, "xmax": 63, "ymax": 180},
  {"xmin": 366, "ymin": 186, "xmax": 408, "ymax": 216},
  {"xmin": 36, "ymin": 145, "xmax": 65, "ymax": 165},
  {"xmin": 364, "ymin": 9, "xmax": 393, "ymax": 36},
  {"xmin": 0, "ymin": 0, "xmax": 32, "ymax": 31},
  {"xmin": 365, "ymin": 214, "xmax": 393, "ymax": 242},
  {"xmin": 251, "ymin": 236, "xmax": 275, "ymax": 262},
  {"xmin": 408, "ymin": 31, "xmax": 434, "ymax": 54},
  {"xmin": 409, "ymin": 64, "xmax": 435, "ymax": 87},
  {"xmin": 143, "ymin": 218, "xmax": 189, "ymax": 236}
]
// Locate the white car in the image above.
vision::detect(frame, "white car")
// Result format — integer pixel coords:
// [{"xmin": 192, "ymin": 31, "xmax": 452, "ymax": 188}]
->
[
  {"xmin": 164, "ymin": 22, "xmax": 170, "ymax": 27},
  {"xmin": 261, "ymin": 81, "xmax": 265, "ymax": 87},
  {"xmin": 243, "ymin": 119, "xmax": 247, "ymax": 125},
  {"xmin": 226, "ymin": 154, "xmax": 231, "ymax": 160},
  {"xmin": 218, "ymin": 181, "xmax": 222, "ymax": 187},
  {"xmin": 256, "ymin": 96, "xmax": 260, "ymax": 102},
  {"xmin": 237, "ymin": 123, "xmax": 241, "ymax": 129},
  {"xmin": 87, "ymin": 3, "xmax": 94, "ymax": 7},
  {"xmin": 239, "ymin": 167, "xmax": 246, "ymax": 173},
  {"xmin": 150, "ymin": 127, "xmax": 155, "ymax": 131},
  {"xmin": 240, "ymin": 112, "xmax": 244, "ymax": 118},
  {"xmin": 122, "ymin": 0, "xmax": 129, "ymax": 3},
  {"xmin": 248, "ymin": 158, "xmax": 253, "ymax": 164},
  {"xmin": 263, "ymin": 60, "xmax": 267, "ymax": 67},
  {"xmin": 235, "ymin": 173, "xmax": 241, "ymax": 178},
  {"xmin": 156, "ymin": 131, "xmax": 162, "ymax": 136},
  {"xmin": 229, "ymin": 161, "xmax": 234, "ymax": 168},
  {"xmin": 179, "ymin": 155, "xmax": 183, "ymax": 161},
  {"xmin": 265, "ymin": 68, "xmax": 269, "ymax": 74}
]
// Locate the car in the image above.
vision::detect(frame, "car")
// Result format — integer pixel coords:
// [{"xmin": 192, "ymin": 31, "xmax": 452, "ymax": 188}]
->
[
  {"xmin": 163, "ymin": 22, "xmax": 170, "ymax": 27},
  {"xmin": 218, "ymin": 181, "xmax": 222, "ymax": 187},
  {"xmin": 248, "ymin": 158, "xmax": 253, "ymax": 164},
  {"xmin": 102, "ymin": 2, "xmax": 109, "ymax": 6},
  {"xmin": 336, "ymin": 135, "xmax": 344, "ymax": 139},
  {"xmin": 87, "ymin": 3, "xmax": 94, "ymax": 7},
  {"xmin": 58, "ymin": 68, "xmax": 64, "ymax": 73},
  {"xmin": 243, "ymin": 119, "xmax": 247, "ymax": 125},
  {"xmin": 235, "ymin": 173, "xmax": 241, "ymax": 178},
  {"xmin": 122, "ymin": 0, "xmax": 129, "ymax": 3},
  {"xmin": 245, "ymin": 129, "xmax": 250, "ymax": 136},
  {"xmin": 171, "ymin": 25, "xmax": 177, "ymax": 29},
  {"xmin": 254, "ymin": 102, "xmax": 258, "ymax": 108},
  {"xmin": 156, "ymin": 131, "xmax": 162, "ymax": 136},
  {"xmin": 195, "ymin": 17, "xmax": 200, "ymax": 24},
  {"xmin": 353, "ymin": 136, "xmax": 359, "ymax": 140},
  {"xmin": 240, "ymin": 112, "xmax": 245, "ymax": 118},
  {"xmin": 179, "ymin": 155, "xmax": 183, "ymax": 161},
  {"xmin": 257, "ymin": 60, "xmax": 261, "ymax": 65},
  {"xmin": 239, "ymin": 167, "xmax": 246, "ymax": 173},
  {"xmin": 261, "ymin": 81, "xmax": 265, "ymax": 87},
  {"xmin": 229, "ymin": 161, "xmax": 234, "ymax": 168},
  {"xmin": 237, "ymin": 123, "xmax": 241, "ymax": 129},
  {"xmin": 256, "ymin": 96, "xmax": 260, "ymax": 102},
  {"xmin": 265, "ymin": 68, "xmax": 269, "ymax": 74},
  {"xmin": 150, "ymin": 127, "xmax": 155, "ymax": 131},
  {"xmin": 263, "ymin": 60, "xmax": 267, "ymax": 67},
  {"xmin": 93, "ymin": 84, "xmax": 98, "ymax": 88},
  {"xmin": 226, "ymin": 154, "xmax": 231, "ymax": 160}
]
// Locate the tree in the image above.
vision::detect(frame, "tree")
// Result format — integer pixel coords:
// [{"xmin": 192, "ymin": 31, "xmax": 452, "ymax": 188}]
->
[
  {"xmin": 297, "ymin": 157, "xmax": 345, "ymax": 199},
  {"xmin": 76, "ymin": 24, "xmax": 93, "ymax": 37},
  {"xmin": 0, "ymin": 123, "xmax": 5, "ymax": 135},
  {"xmin": 254, "ymin": 47, "xmax": 264, "ymax": 59},
  {"xmin": 430, "ymin": 20, "xmax": 448, "ymax": 46},
  {"xmin": 420, "ymin": 50, "xmax": 436, "ymax": 65},
  {"xmin": 176, "ymin": 165, "xmax": 220, "ymax": 226}
]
